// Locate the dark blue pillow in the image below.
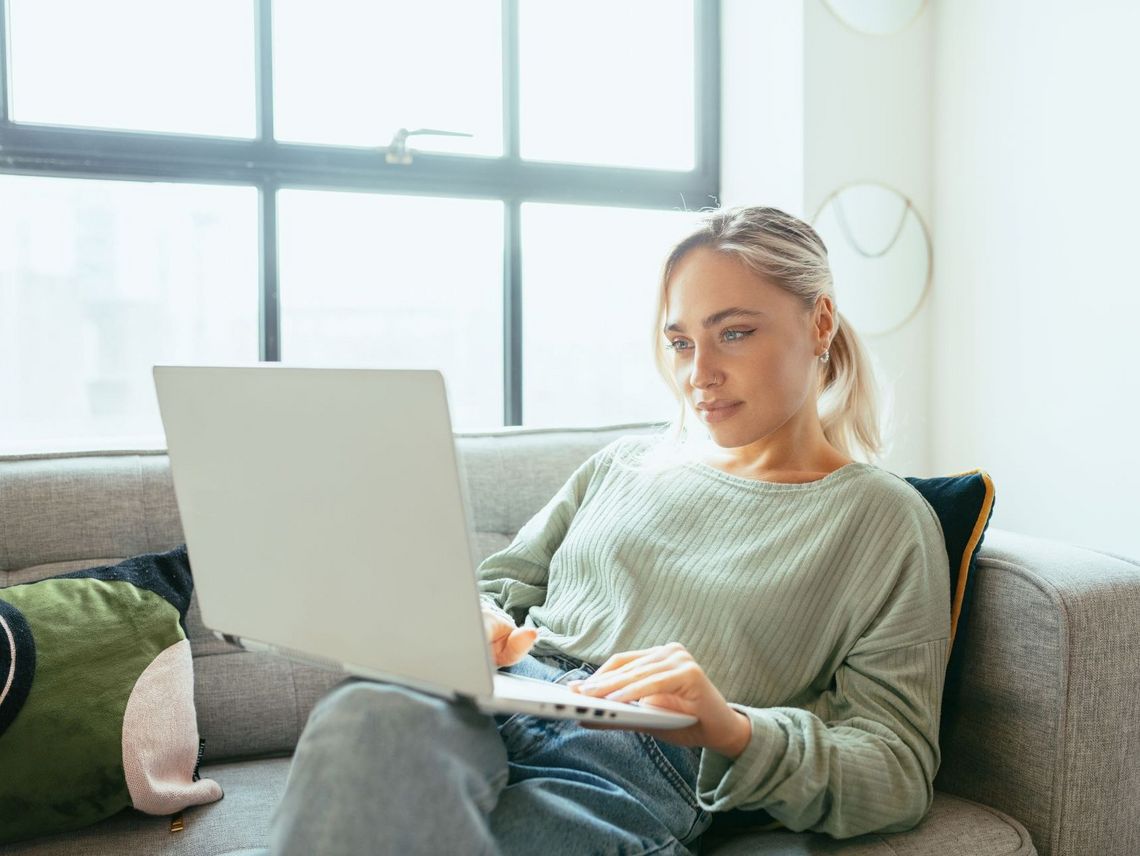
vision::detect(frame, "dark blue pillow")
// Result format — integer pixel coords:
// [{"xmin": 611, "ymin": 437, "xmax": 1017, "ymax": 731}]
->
[{"xmin": 904, "ymin": 469, "xmax": 995, "ymax": 654}]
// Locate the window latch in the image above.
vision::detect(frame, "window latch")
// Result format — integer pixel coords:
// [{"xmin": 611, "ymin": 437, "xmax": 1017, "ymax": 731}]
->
[{"xmin": 385, "ymin": 128, "xmax": 474, "ymax": 165}]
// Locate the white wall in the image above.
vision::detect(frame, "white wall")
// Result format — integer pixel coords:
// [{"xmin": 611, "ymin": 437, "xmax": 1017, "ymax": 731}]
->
[
  {"xmin": 931, "ymin": 1, "xmax": 1140, "ymax": 556},
  {"xmin": 721, "ymin": 0, "xmax": 935, "ymax": 476}
]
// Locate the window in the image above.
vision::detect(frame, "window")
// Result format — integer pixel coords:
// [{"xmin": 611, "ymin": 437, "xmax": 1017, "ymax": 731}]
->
[
  {"xmin": 519, "ymin": 0, "xmax": 695, "ymax": 169},
  {"xmin": 0, "ymin": 175, "xmax": 258, "ymax": 451},
  {"xmin": 8, "ymin": 0, "xmax": 256, "ymax": 137},
  {"xmin": 0, "ymin": 0, "xmax": 719, "ymax": 452},
  {"xmin": 272, "ymin": 0, "xmax": 502, "ymax": 156},
  {"xmin": 277, "ymin": 191, "xmax": 504, "ymax": 429},
  {"xmin": 522, "ymin": 202, "xmax": 700, "ymax": 426}
]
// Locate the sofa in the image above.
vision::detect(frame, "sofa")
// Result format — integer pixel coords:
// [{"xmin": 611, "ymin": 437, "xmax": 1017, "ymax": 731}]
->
[{"xmin": 1, "ymin": 422, "xmax": 1138, "ymax": 856}]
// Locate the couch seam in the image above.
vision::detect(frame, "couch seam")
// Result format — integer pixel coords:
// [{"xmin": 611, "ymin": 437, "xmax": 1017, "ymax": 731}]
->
[
  {"xmin": 975, "ymin": 556, "xmax": 1069, "ymax": 856},
  {"xmin": 874, "ymin": 794, "xmax": 1035, "ymax": 856},
  {"xmin": 957, "ymin": 793, "xmax": 1039, "ymax": 855},
  {"xmin": 288, "ymin": 661, "xmax": 303, "ymax": 750}
]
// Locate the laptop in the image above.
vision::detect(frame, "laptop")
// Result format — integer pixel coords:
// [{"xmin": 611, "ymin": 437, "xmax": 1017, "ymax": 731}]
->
[{"xmin": 153, "ymin": 365, "xmax": 695, "ymax": 729}]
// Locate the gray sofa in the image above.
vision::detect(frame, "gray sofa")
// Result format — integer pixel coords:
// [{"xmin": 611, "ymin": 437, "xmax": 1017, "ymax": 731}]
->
[{"xmin": 2, "ymin": 423, "xmax": 1137, "ymax": 856}]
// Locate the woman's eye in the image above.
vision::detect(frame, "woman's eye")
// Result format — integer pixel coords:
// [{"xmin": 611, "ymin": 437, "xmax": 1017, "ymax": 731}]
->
[{"xmin": 667, "ymin": 330, "xmax": 753, "ymax": 352}]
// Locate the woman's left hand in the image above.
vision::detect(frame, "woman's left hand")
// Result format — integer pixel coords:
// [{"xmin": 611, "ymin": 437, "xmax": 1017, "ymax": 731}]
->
[{"xmin": 567, "ymin": 641, "xmax": 752, "ymax": 759}]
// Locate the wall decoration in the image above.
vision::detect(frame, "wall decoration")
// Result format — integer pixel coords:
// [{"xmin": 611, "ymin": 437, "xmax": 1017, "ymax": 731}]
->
[
  {"xmin": 823, "ymin": 0, "xmax": 927, "ymax": 36},
  {"xmin": 812, "ymin": 182, "xmax": 932, "ymax": 335}
]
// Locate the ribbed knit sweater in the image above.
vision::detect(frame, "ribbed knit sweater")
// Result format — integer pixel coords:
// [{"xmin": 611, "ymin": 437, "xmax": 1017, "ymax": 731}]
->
[{"xmin": 477, "ymin": 435, "xmax": 951, "ymax": 838}]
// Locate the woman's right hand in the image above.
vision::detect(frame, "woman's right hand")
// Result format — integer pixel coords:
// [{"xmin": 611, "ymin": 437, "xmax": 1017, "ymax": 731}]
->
[{"xmin": 482, "ymin": 604, "xmax": 538, "ymax": 667}]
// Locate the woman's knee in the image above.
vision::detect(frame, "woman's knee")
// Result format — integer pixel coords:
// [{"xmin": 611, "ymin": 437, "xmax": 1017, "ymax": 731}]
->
[
  {"xmin": 309, "ymin": 681, "xmax": 500, "ymax": 750},
  {"xmin": 311, "ymin": 681, "xmax": 433, "ymax": 733}
]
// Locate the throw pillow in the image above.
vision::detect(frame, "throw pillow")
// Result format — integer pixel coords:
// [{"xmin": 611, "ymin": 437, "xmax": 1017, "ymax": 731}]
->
[
  {"xmin": 904, "ymin": 468, "xmax": 997, "ymax": 658},
  {"xmin": 0, "ymin": 545, "xmax": 223, "ymax": 845}
]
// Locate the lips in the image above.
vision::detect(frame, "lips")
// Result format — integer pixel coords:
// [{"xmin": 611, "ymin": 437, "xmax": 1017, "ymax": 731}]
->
[
  {"xmin": 696, "ymin": 400, "xmax": 741, "ymax": 411},
  {"xmin": 697, "ymin": 401, "xmax": 743, "ymax": 423}
]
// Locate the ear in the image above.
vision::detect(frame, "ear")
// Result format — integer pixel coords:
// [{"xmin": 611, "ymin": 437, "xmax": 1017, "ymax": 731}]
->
[{"xmin": 813, "ymin": 295, "xmax": 837, "ymax": 350}]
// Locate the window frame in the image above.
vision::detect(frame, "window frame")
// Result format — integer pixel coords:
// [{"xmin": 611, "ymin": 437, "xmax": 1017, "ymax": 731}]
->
[{"xmin": 0, "ymin": 0, "xmax": 720, "ymax": 426}]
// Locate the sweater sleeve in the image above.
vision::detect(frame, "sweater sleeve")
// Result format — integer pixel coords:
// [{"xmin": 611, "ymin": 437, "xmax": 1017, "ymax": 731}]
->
[
  {"xmin": 476, "ymin": 439, "xmax": 618, "ymax": 626},
  {"xmin": 695, "ymin": 503, "xmax": 952, "ymax": 838}
]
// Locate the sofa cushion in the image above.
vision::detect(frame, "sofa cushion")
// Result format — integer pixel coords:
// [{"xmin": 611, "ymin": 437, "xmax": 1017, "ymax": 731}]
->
[
  {"xmin": 701, "ymin": 791, "xmax": 1036, "ymax": 855},
  {"xmin": 0, "ymin": 546, "xmax": 223, "ymax": 845},
  {"xmin": 0, "ymin": 757, "xmax": 290, "ymax": 856}
]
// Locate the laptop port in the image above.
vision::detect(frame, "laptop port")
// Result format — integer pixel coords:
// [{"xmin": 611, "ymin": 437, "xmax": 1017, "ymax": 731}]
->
[
  {"xmin": 609, "ymin": 712, "xmax": 617, "ymax": 718},
  {"xmin": 575, "ymin": 707, "xmax": 588, "ymax": 714},
  {"xmin": 555, "ymin": 704, "xmax": 565, "ymax": 710},
  {"xmin": 593, "ymin": 710, "xmax": 605, "ymax": 717}
]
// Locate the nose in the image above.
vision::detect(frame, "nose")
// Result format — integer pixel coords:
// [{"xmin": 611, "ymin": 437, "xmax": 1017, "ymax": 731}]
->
[{"xmin": 688, "ymin": 345, "xmax": 721, "ymax": 389}]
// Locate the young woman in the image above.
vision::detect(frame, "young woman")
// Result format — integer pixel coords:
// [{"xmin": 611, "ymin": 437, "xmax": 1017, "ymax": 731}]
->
[{"xmin": 267, "ymin": 207, "xmax": 951, "ymax": 855}]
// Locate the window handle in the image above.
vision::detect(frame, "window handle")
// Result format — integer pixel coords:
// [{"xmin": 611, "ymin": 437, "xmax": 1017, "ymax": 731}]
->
[{"xmin": 385, "ymin": 128, "xmax": 474, "ymax": 165}]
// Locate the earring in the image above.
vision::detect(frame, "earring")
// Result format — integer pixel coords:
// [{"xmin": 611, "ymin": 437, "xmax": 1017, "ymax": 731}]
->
[{"xmin": 819, "ymin": 350, "xmax": 830, "ymax": 364}]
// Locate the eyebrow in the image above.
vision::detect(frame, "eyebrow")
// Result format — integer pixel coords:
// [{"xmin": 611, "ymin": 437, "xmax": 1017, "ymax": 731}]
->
[{"xmin": 663, "ymin": 307, "xmax": 767, "ymax": 334}]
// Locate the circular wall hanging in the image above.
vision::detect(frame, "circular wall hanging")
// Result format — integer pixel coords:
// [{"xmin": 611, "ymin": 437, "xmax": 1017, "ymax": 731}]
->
[
  {"xmin": 822, "ymin": 0, "xmax": 927, "ymax": 36},
  {"xmin": 812, "ymin": 182, "xmax": 932, "ymax": 336}
]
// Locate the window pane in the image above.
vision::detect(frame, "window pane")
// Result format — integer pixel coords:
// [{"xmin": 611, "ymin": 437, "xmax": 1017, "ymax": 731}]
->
[
  {"xmin": 273, "ymin": 1, "xmax": 502, "ymax": 156},
  {"xmin": 519, "ymin": 0, "xmax": 695, "ymax": 170},
  {"xmin": 7, "ymin": 0, "xmax": 255, "ymax": 137},
  {"xmin": 278, "ymin": 191, "xmax": 503, "ymax": 429},
  {"xmin": 0, "ymin": 176, "xmax": 259, "ymax": 453},
  {"xmin": 522, "ymin": 203, "xmax": 699, "ymax": 427}
]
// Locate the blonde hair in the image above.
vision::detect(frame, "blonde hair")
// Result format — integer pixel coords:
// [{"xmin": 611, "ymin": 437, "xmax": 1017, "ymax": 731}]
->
[{"xmin": 624, "ymin": 206, "xmax": 886, "ymax": 473}]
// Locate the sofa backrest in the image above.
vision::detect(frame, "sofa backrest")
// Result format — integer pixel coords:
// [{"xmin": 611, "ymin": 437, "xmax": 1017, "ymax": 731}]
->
[{"xmin": 0, "ymin": 423, "xmax": 654, "ymax": 764}]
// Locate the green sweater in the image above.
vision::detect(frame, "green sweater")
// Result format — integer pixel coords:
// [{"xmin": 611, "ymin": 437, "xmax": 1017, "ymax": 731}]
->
[{"xmin": 477, "ymin": 435, "xmax": 951, "ymax": 838}]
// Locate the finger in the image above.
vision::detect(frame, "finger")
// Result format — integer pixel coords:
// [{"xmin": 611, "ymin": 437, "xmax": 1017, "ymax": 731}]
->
[
  {"xmin": 590, "ymin": 646, "xmax": 663, "ymax": 677},
  {"xmin": 591, "ymin": 645, "xmax": 678, "ymax": 680},
  {"xmin": 595, "ymin": 667, "xmax": 693, "ymax": 703},
  {"xmin": 569, "ymin": 653, "xmax": 687, "ymax": 696},
  {"xmin": 497, "ymin": 627, "xmax": 537, "ymax": 666},
  {"xmin": 507, "ymin": 627, "xmax": 537, "ymax": 654}
]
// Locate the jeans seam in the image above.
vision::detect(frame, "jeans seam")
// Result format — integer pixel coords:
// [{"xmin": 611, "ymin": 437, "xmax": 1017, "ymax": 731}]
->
[
  {"xmin": 637, "ymin": 733, "xmax": 702, "ymax": 814},
  {"xmin": 539, "ymin": 652, "xmax": 595, "ymax": 675}
]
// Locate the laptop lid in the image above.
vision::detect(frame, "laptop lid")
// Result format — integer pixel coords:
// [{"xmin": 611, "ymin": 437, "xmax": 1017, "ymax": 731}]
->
[{"xmin": 153, "ymin": 365, "xmax": 494, "ymax": 700}]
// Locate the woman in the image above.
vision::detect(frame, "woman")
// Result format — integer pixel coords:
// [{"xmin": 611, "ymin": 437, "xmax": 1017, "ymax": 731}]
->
[{"xmin": 267, "ymin": 207, "xmax": 951, "ymax": 855}]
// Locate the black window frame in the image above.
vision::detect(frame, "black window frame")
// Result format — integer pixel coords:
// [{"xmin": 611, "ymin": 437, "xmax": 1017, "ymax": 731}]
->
[{"xmin": 0, "ymin": 0, "xmax": 720, "ymax": 426}]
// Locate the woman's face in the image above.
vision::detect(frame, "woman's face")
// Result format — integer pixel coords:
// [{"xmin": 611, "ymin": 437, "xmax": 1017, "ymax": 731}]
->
[{"xmin": 663, "ymin": 246, "xmax": 828, "ymax": 450}]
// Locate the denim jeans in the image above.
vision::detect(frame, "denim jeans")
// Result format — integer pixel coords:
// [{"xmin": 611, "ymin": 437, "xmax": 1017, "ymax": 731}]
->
[{"xmin": 265, "ymin": 650, "xmax": 714, "ymax": 855}]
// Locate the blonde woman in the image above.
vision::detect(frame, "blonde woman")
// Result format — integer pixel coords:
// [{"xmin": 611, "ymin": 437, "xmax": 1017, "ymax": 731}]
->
[{"xmin": 267, "ymin": 207, "xmax": 950, "ymax": 855}]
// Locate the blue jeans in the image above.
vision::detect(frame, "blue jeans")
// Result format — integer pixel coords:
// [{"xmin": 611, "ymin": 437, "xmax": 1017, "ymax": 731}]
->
[{"xmin": 266, "ymin": 650, "xmax": 714, "ymax": 855}]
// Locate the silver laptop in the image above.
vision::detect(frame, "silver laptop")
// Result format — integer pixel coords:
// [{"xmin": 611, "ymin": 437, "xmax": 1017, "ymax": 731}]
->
[{"xmin": 153, "ymin": 365, "xmax": 695, "ymax": 729}]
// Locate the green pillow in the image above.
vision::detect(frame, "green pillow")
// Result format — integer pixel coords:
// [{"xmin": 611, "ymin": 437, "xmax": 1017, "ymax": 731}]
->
[{"xmin": 0, "ymin": 545, "xmax": 222, "ymax": 845}]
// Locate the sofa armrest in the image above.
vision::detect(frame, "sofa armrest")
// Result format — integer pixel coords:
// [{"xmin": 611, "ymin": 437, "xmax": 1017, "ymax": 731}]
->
[{"xmin": 935, "ymin": 528, "xmax": 1140, "ymax": 856}]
